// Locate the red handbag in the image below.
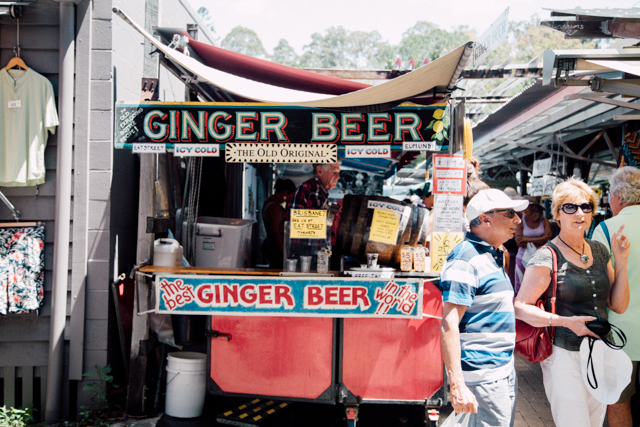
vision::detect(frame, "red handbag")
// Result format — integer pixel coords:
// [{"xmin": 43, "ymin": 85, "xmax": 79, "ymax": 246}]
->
[{"xmin": 514, "ymin": 246, "xmax": 558, "ymax": 363}]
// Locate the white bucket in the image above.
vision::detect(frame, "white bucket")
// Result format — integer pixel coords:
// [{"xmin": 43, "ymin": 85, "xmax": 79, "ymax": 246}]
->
[
  {"xmin": 165, "ymin": 352, "xmax": 206, "ymax": 418},
  {"xmin": 154, "ymin": 238, "xmax": 183, "ymax": 267}
]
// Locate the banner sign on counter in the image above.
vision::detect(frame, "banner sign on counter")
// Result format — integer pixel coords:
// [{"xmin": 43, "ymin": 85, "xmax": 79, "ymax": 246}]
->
[
  {"xmin": 290, "ymin": 209, "xmax": 327, "ymax": 239},
  {"xmin": 155, "ymin": 275, "xmax": 424, "ymax": 318},
  {"xmin": 226, "ymin": 143, "xmax": 337, "ymax": 163},
  {"xmin": 345, "ymin": 145, "xmax": 391, "ymax": 158},
  {"xmin": 114, "ymin": 102, "xmax": 450, "ymax": 150},
  {"xmin": 433, "ymin": 154, "xmax": 467, "ymax": 195}
]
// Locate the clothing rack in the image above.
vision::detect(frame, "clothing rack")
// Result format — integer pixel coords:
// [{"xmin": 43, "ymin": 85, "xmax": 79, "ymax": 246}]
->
[{"xmin": 0, "ymin": 190, "xmax": 22, "ymax": 221}]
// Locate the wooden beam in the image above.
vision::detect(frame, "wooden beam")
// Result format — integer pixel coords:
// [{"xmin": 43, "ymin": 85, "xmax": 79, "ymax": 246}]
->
[
  {"xmin": 578, "ymin": 130, "xmax": 603, "ymax": 157},
  {"xmin": 614, "ymin": 114, "xmax": 640, "ymax": 120},
  {"xmin": 602, "ymin": 130, "xmax": 619, "ymax": 161},
  {"xmin": 565, "ymin": 93, "xmax": 640, "ymax": 111},
  {"xmin": 555, "ymin": 134, "xmax": 575, "ymax": 155},
  {"xmin": 506, "ymin": 141, "xmax": 617, "ymax": 168}
]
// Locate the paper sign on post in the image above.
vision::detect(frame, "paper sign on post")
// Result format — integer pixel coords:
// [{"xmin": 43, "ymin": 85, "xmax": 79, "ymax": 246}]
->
[
  {"xmin": 433, "ymin": 154, "xmax": 467, "ymax": 195},
  {"xmin": 369, "ymin": 209, "xmax": 401, "ymax": 245},
  {"xmin": 433, "ymin": 195, "xmax": 464, "ymax": 232},
  {"xmin": 290, "ymin": 209, "xmax": 327, "ymax": 239},
  {"xmin": 430, "ymin": 232, "xmax": 464, "ymax": 272}
]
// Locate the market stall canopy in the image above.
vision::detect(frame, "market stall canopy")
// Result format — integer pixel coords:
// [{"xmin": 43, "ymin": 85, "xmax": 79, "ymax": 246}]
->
[
  {"xmin": 541, "ymin": 8, "xmax": 640, "ymax": 39},
  {"xmin": 113, "ymin": 7, "xmax": 472, "ymax": 111}
]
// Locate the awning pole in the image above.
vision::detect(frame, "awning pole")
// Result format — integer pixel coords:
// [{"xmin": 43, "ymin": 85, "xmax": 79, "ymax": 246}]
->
[{"xmin": 45, "ymin": 1, "xmax": 75, "ymax": 421}]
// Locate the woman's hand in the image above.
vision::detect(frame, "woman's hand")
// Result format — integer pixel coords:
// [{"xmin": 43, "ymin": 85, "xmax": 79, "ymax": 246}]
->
[
  {"xmin": 562, "ymin": 315, "xmax": 599, "ymax": 339},
  {"xmin": 611, "ymin": 224, "xmax": 630, "ymax": 262}
]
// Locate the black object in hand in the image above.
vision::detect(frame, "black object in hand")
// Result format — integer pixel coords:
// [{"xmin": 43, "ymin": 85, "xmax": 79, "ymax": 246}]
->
[{"xmin": 585, "ymin": 318, "xmax": 611, "ymax": 337}]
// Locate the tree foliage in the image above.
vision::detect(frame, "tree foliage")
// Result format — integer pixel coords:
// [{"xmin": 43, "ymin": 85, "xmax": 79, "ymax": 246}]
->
[
  {"xmin": 221, "ymin": 26, "xmax": 268, "ymax": 59},
  {"xmin": 197, "ymin": 7, "xmax": 217, "ymax": 39},
  {"xmin": 197, "ymin": 7, "xmax": 606, "ymax": 70}
]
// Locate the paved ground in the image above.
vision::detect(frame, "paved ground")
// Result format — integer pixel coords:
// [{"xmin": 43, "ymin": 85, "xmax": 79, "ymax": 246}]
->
[
  {"xmin": 513, "ymin": 357, "xmax": 555, "ymax": 427},
  {"xmin": 110, "ymin": 358, "xmax": 559, "ymax": 427}
]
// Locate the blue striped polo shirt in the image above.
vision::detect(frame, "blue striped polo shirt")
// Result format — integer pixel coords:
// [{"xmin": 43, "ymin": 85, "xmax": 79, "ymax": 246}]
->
[{"xmin": 440, "ymin": 232, "xmax": 515, "ymax": 385}]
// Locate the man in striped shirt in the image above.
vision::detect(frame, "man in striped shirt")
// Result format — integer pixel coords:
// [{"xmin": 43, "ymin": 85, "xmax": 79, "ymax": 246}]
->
[{"xmin": 440, "ymin": 189, "xmax": 528, "ymax": 426}]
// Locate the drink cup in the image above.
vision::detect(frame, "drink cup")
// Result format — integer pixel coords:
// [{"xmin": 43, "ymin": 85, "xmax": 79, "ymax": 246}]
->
[
  {"xmin": 317, "ymin": 250, "xmax": 329, "ymax": 274},
  {"xmin": 366, "ymin": 253, "xmax": 379, "ymax": 268},
  {"xmin": 300, "ymin": 256, "xmax": 312, "ymax": 273},
  {"xmin": 286, "ymin": 258, "xmax": 298, "ymax": 272}
]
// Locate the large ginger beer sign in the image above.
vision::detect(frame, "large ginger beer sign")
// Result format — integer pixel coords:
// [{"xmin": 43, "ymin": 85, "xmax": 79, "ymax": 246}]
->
[
  {"xmin": 155, "ymin": 274, "xmax": 424, "ymax": 319},
  {"xmin": 114, "ymin": 102, "xmax": 449, "ymax": 150}
]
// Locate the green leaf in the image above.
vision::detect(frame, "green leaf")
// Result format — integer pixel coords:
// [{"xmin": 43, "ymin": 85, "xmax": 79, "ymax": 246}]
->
[{"xmin": 426, "ymin": 120, "xmax": 435, "ymax": 130}]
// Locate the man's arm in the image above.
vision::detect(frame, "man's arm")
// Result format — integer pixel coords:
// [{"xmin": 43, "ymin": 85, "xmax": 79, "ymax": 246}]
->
[{"xmin": 440, "ymin": 302, "xmax": 478, "ymax": 414}]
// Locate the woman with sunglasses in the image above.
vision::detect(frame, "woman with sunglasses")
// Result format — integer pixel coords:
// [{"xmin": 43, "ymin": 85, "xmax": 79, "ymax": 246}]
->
[{"xmin": 514, "ymin": 178, "xmax": 630, "ymax": 427}]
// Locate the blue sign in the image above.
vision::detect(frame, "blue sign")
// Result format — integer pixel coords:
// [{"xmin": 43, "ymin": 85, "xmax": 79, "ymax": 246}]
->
[{"xmin": 155, "ymin": 275, "xmax": 424, "ymax": 319}]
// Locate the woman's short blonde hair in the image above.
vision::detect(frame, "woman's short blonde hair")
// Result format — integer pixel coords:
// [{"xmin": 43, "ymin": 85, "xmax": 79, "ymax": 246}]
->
[{"xmin": 551, "ymin": 177, "xmax": 599, "ymax": 221}]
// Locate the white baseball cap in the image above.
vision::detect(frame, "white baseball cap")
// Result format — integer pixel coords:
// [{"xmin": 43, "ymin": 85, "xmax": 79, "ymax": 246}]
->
[{"xmin": 465, "ymin": 189, "xmax": 529, "ymax": 222}]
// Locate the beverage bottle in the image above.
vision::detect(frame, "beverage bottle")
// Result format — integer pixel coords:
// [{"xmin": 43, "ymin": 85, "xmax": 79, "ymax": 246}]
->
[
  {"xmin": 414, "ymin": 242, "xmax": 426, "ymax": 272},
  {"xmin": 400, "ymin": 242, "xmax": 413, "ymax": 272}
]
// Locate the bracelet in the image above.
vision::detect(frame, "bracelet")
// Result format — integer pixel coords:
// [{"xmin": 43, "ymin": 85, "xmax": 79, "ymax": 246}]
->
[{"xmin": 549, "ymin": 314, "xmax": 553, "ymax": 327}]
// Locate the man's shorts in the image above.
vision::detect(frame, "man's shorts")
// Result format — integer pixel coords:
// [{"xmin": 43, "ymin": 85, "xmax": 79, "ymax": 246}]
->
[{"xmin": 449, "ymin": 367, "xmax": 517, "ymax": 427}]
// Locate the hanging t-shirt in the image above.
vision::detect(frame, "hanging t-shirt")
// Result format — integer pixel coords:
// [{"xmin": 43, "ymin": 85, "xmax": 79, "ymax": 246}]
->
[{"xmin": 0, "ymin": 68, "xmax": 59, "ymax": 186}]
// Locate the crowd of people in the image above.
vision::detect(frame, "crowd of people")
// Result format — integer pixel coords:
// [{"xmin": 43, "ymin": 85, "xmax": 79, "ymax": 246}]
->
[
  {"xmin": 441, "ymin": 166, "xmax": 640, "ymax": 427},
  {"xmin": 262, "ymin": 159, "xmax": 640, "ymax": 427}
]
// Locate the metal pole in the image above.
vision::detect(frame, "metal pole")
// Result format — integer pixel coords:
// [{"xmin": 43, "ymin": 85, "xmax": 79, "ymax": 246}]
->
[{"xmin": 45, "ymin": 1, "xmax": 75, "ymax": 421}]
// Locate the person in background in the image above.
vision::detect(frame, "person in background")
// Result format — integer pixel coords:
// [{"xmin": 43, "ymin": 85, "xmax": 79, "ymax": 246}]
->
[
  {"xmin": 290, "ymin": 162, "xmax": 340, "ymax": 211},
  {"xmin": 515, "ymin": 178, "xmax": 630, "ymax": 427},
  {"xmin": 261, "ymin": 179, "xmax": 296, "ymax": 269},
  {"xmin": 289, "ymin": 162, "xmax": 341, "ymax": 268},
  {"xmin": 591, "ymin": 167, "xmax": 640, "ymax": 427},
  {"xmin": 503, "ymin": 187, "xmax": 522, "ymax": 285},
  {"xmin": 514, "ymin": 195, "xmax": 553, "ymax": 293},
  {"xmin": 440, "ymin": 189, "xmax": 528, "ymax": 426}
]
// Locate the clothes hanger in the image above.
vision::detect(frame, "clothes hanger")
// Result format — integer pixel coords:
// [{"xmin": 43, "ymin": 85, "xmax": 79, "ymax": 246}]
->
[
  {"xmin": 5, "ymin": 56, "xmax": 28, "ymax": 71},
  {"xmin": 5, "ymin": 17, "xmax": 28, "ymax": 71},
  {"xmin": 0, "ymin": 190, "xmax": 38, "ymax": 227}
]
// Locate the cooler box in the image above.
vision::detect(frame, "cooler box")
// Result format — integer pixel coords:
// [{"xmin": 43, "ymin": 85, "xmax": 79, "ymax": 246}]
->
[{"xmin": 184, "ymin": 217, "xmax": 254, "ymax": 268}]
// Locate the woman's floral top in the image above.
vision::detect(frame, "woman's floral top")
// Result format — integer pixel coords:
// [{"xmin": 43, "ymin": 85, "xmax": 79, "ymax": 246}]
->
[{"xmin": 0, "ymin": 224, "xmax": 45, "ymax": 315}]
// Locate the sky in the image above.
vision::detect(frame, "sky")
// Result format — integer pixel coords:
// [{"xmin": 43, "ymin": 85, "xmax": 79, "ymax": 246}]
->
[{"xmin": 186, "ymin": 0, "xmax": 640, "ymax": 53}]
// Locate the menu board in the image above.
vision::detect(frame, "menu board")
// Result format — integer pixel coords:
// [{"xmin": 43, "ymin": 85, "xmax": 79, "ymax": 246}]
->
[
  {"xmin": 433, "ymin": 194, "xmax": 464, "ymax": 232},
  {"xmin": 290, "ymin": 209, "xmax": 327, "ymax": 239},
  {"xmin": 430, "ymin": 232, "xmax": 464, "ymax": 272},
  {"xmin": 369, "ymin": 209, "xmax": 401, "ymax": 245}
]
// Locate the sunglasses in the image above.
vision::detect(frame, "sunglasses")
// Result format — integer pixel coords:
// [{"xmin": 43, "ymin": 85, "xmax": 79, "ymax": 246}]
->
[
  {"xmin": 561, "ymin": 202, "xmax": 594, "ymax": 214},
  {"xmin": 487, "ymin": 208, "xmax": 517, "ymax": 218}
]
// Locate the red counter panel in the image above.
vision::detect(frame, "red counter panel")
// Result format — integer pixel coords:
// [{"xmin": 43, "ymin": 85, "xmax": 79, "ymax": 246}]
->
[
  {"xmin": 341, "ymin": 280, "xmax": 443, "ymax": 402},
  {"xmin": 209, "ymin": 316, "xmax": 334, "ymax": 400}
]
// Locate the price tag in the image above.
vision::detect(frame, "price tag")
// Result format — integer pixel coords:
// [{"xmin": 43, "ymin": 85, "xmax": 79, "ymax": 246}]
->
[
  {"xmin": 132, "ymin": 143, "xmax": 166, "ymax": 153},
  {"xmin": 7, "ymin": 100, "xmax": 21, "ymax": 109}
]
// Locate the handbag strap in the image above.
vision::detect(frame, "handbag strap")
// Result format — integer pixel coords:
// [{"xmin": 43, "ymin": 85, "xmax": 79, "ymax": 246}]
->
[{"xmin": 545, "ymin": 245, "xmax": 558, "ymax": 338}]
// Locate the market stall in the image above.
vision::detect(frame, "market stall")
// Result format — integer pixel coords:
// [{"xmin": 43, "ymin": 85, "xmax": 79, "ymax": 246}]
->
[{"xmin": 112, "ymin": 8, "xmax": 474, "ymax": 426}]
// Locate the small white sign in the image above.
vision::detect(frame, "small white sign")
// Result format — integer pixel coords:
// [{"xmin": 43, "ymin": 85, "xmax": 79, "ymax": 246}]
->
[
  {"xmin": 174, "ymin": 143, "xmax": 220, "ymax": 157},
  {"xmin": 436, "ymin": 179, "xmax": 463, "ymax": 193},
  {"xmin": 433, "ymin": 194, "xmax": 464, "ymax": 233},
  {"xmin": 402, "ymin": 141, "xmax": 437, "ymax": 151},
  {"xmin": 367, "ymin": 200, "xmax": 406, "ymax": 215},
  {"xmin": 132, "ymin": 143, "xmax": 166, "ymax": 153},
  {"xmin": 434, "ymin": 169, "xmax": 464, "ymax": 179},
  {"xmin": 473, "ymin": 8, "xmax": 509, "ymax": 68},
  {"xmin": 345, "ymin": 145, "xmax": 391, "ymax": 158},
  {"xmin": 8, "ymin": 99, "xmax": 21, "ymax": 109},
  {"xmin": 225, "ymin": 143, "xmax": 337, "ymax": 163},
  {"xmin": 532, "ymin": 158, "xmax": 552, "ymax": 178},
  {"xmin": 434, "ymin": 156, "xmax": 466, "ymax": 169}
]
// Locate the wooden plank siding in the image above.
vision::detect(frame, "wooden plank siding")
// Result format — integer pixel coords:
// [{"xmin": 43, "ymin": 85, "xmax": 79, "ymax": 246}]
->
[{"xmin": 0, "ymin": 0, "xmax": 64, "ymax": 417}]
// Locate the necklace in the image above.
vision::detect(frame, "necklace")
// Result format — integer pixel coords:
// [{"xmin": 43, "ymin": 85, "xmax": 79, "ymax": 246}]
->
[{"xmin": 558, "ymin": 236, "xmax": 589, "ymax": 263}]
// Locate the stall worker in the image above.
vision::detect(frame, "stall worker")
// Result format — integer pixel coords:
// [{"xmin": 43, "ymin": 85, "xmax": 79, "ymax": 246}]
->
[
  {"xmin": 592, "ymin": 166, "xmax": 640, "ymax": 427},
  {"xmin": 289, "ymin": 162, "xmax": 341, "ymax": 267},
  {"xmin": 290, "ymin": 162, "xmax": 341, "ymax": 211},
  {"xmin": 262, "ymin": 179, "xmax": 296, "ymax": 269},
  {"xmin": 440, "ymin": 189, "xmax": 528, "ymax": 426}
]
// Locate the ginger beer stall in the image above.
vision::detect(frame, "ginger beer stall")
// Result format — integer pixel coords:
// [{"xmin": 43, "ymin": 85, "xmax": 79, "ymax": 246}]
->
[{"xmin": 113, "ymin": 8, "xmax": 474, "ymax": 425}]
